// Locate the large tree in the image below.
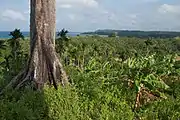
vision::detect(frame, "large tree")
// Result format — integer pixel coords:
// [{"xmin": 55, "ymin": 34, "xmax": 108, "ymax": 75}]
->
[{"xmin": 1, "ymin": 0, "xmax": 68, "ymax": 92}]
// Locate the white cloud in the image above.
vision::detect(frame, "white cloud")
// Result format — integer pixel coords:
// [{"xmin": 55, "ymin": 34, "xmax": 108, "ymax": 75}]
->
[
  {"xmin": 1, "ymin": 9, "xmax": 26, "ymax": 21},
  {"xmin": 141, "ymin": 0, "xmax": 159, "ymax": 3},
  {"xmin": 1, "ymin": 0, "xmax": 180, "ymax": 32},
  {"xmin": 56, "ymin": 0, "xmax": 98, "ymax": 9},
  {"xmin": 59, "ymin": 4, "xmax": 72, "ymax": 8},
  {"xmin": 158, "ymin": 4, "xmax": 180, "ymax": 14},
  {"xmin": 128, "ymin": 14, "xmax": 138, "ymax": 19},
  {"xmin": 67, "ymin": 14, "xmax": 76, "ymax": 20}
]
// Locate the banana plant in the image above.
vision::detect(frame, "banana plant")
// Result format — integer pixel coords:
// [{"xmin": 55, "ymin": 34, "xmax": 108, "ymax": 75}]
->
[{"xmin": 122, "ymin": 54, "xmax": 176, "ymax": 110}]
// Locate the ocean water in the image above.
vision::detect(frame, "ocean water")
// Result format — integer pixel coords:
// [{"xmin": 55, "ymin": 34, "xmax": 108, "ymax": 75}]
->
[{"xmin": 0, "ymin": 31, "xmax": 81, "ymax": 39}]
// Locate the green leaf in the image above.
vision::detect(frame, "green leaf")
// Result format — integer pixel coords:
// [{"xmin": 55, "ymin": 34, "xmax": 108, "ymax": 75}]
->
[
  {"xmin": 135, "ymin": 80, "xmax": 141, "ymax": 92},
  {"xmin": 154, "ymin": 90, "xmax": 168, "ymax": 99},
  {"xmin": 0, "ymin": 57, "xmax": 5, "ymax": 63},
  {"xmin": 143, "ymin": 74, "xmax": 170, "ymax": 90}
]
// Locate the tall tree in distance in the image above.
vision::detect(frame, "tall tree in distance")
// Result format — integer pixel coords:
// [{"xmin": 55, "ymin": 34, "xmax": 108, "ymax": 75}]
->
[
  {"xmin": 8, "ymin": 29, "xmax": 24, "ymax": 60},
  {"xmin": 1, "ymin": 0, "xmax": 68, "ymax": 92},
  {"xmin": 56, "ymin": 28, "xmax": 70, "ymax": 55}
]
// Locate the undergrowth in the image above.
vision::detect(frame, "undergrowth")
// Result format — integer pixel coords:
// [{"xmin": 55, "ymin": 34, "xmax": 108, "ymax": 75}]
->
[{"xmin": 0, "ymin": 36, "xmax": 180, "ymax": 120}]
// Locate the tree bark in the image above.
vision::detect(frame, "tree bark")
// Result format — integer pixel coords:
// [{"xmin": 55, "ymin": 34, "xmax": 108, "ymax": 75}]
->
[
  {"xmin": 28, "ymin": 0, "xmax": 69, "ymax": 89},
  {"xmin": 0, "ymin": 0, "xmax": 68, "ymax": 92}
]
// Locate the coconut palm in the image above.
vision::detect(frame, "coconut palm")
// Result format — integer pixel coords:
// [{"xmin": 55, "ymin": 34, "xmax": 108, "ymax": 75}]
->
[
  {"xmin": 8, "ymin": 29, "xmax": 24, "ymax": 49},
  {"xmin": 8, "ymin": 29, "xmax": 24, "ymax": 59},
  {"xmin": 56, "ymin": 28, "xmax": 70, "ymax": 54},
  {"xmin": 57, "ymin": 28, "xmax": 68, "ymax": 39}
]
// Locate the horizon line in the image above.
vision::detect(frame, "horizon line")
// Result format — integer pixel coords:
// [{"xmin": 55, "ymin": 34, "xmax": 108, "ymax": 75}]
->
[{"xmin": 1, "ymin": 29, "xmax": 180, "ymax": 32}]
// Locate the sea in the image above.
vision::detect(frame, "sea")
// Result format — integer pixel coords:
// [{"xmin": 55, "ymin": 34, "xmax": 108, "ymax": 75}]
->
[{"xmin": 0, "ymin": 31, "xmax": 82, "ymax": 39}]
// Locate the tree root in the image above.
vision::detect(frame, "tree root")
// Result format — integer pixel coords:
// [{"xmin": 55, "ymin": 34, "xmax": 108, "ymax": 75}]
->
[
  {"xmin": 15, "ymin": 71, "xmax": 33, "ymax": 90},
  {"xmin": 0, "ymin": 57, "xmax": 69, "ymax": 95},
  {"xmin": 0, "ymin": 70, "xmax": 25, "ymax": 95}
]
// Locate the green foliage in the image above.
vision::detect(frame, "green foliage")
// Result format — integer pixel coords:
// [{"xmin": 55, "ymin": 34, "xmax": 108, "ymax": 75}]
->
[
  {"xmin": 8, "ymin": 29, "xmax": 24, "ymax": 52},
  {"xmin": 138, "ymin": 90, "xmax": 180, "ymax": 119},
  {"xmin": 83, "ymin": 29, "xmax": 180, "ymax": 38},
  {"xmin": 0, "ymin": 30, "xmax": 27, "ymax": 87},
  {"xmin": 7, "ymin": 29, "xmax": 26, "ymax": 74},
  {"xmin": 9, "ymin": 29, "xmax": 24, "ymax": 40},
  {"xmin": 0, "ymin": 86, "xmax": 134, "ymax": 120},
  {"xmin": 108, "ymin": 32, "xmax": 117, "ymax": 37},
  {"xmin": 0, "ymin": 88, "xmax": 47, "ymax": 120},
  {"xmin": 0, "ymin": 40, "xmax": 6, "ymax": 51},
  {"xmin": 56, "ymin": 28, "xmax": 70, "ymax": 55},
  {"xmin": 123, "ymin": 54, "xmax": 176, "ymax": 93},
  {"xmin": 0, "ymin": 36, "xmax": 180, "ymax": 119}
]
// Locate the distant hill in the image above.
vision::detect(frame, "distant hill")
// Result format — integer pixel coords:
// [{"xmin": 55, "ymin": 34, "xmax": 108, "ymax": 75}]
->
[{"xmin": 82, "ymin": 29, "xmax": 180, "ymax": 38}]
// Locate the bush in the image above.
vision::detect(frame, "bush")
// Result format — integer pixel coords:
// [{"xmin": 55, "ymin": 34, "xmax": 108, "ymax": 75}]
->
[
  {"xmin": 0, "ymin": 36, "xmax": 180, "ymax": 120},
  {"xmin": 0, "ymin": 86, "xmax": 134, "ymax": 120}
]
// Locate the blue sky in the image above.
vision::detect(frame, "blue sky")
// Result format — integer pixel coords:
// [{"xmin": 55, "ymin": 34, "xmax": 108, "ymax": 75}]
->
[{"xmin": 0, "ymin": 0, "xmax": 180, "ymax": 32}]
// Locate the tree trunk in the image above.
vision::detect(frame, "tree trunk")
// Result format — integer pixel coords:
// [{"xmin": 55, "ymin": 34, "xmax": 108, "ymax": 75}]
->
[{"xmin": 0, "ymin": 0, "xmax": 68, "ymax": 92}]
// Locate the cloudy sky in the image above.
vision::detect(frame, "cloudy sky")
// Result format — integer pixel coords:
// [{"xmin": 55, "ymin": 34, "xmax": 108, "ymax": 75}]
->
[{"xmin": 0, "ymin": 0, "xmax": 180, "ymax": 32}]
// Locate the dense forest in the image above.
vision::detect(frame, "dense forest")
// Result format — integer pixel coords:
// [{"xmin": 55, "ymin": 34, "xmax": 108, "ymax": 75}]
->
[
  {"xmin": 0, "ymin": 29, "xmax": 180, "ymax": 119},
  {"xmin": 82, "ymin": 29, "xmax": 180, "ymax": 38}
]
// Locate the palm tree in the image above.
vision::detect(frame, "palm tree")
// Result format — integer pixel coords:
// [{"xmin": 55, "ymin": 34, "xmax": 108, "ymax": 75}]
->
[
  {"xmin": 57, "ymin": 28, "xmax": 69, "ymax": 39},
  {"xmin": 8, "ymin": 29, "xmax": 24, "ymax": 59},
  {"xmin": 9, "ymin": 29, "xmax": 24, "ymax": 40},
  {"xmin": 56, "ymin": 28, "xmax": 70, "ymax": 54},
  {"xmin": 8, "ymin": 29, "xmax": 24, "ymax": 49}
]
